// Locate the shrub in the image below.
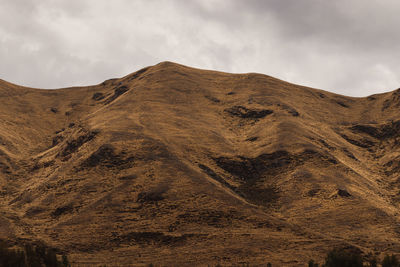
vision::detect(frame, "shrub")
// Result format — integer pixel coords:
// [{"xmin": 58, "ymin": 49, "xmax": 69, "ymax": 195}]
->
[
  {"xmin": 382, "ymin": 254, "xmax": 400, "ymax": 267},
  {"xmin": 0, "ymin": 241, "xmax": 25, "ymax": 267},
  {"xmin": 323, "ymin": 247, "xmax": 363, "ymax": 267},
  {"xmin": 0, "ymin": 241, "xmax": 69, "ymax": 267},
  {"xmin": 368, "ymin": 255, "xmax": 378, "ymax": 267}
]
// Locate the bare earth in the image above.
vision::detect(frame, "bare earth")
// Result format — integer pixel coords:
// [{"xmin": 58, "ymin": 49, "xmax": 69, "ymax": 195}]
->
[{"xmin": 1, "ymin": 62, "xmax": 400, "ymax": 266}]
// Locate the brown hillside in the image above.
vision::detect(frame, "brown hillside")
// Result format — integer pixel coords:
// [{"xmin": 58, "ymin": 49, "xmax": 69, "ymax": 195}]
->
[{"xmin": 1, "ymin": 62, "xmax": 400, "ymax": 266}]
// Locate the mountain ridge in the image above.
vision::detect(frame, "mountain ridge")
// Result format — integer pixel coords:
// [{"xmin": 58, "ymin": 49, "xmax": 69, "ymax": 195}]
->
[{"xmin": 1, "ymin": 61, "xmax": 400, "ymax": 266}]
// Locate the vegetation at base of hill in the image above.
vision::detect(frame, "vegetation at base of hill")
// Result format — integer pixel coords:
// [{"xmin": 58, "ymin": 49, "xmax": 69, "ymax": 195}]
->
[
  {"xmin": 212, "ymin": 248, "xmax": 398, "ymax": 267},
  {"xmin": 2, "ymin": 241, "xmax": 399, "ymax": 267},
  {"xmin": 307, "ymin": 248, "xmax": 398, "ymax": 267},
  {"xmin": 306, "ymin": 247, "xmax": 399, "ymax": 267},
  {"xmin": 382, "ymin": 254, "xmax": 400, "ymax": 267},
  {"xmin": 0, "ymin": 240, "xmax": 70, "ymax": 267}
]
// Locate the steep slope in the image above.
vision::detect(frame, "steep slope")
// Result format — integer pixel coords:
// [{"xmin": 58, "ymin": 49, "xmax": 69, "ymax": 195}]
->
[{"xmin": 1, "ymin": 62, "xmax": 400, "ymax": 265}]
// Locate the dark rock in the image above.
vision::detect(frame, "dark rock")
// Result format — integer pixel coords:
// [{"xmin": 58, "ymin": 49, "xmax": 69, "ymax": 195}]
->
[
  {"xmin": 52, "ymin": 205, "xmax": 73, "ymax": 217},
  {"xmin": 101, "ymin": 78, "xmax": 118, "ymax": 86},
  {"xmin": 384, "ymin": 158, "xmax": 400, "ymax": 176},
  {"xmin": 307, "ymin": 188, "xmax": 320, "ymax": 197},
  {"xmin": 50, "ymin": 107, "xmax": 58, "ymax": 113},
  {"xmin": 52, "ymin": 135, "xmax": 64, "ymax": 147},
  {"xmin": 334, "ymin": 100, "xmax": 349, "ymax": 108},
  {"xmin": 128, "ymin": 67, "xmax": 150, "ymax": 81},
  {"xmin": 339, "ymin": 133, "xmax": 374, "ymax": 149},
  {"xmin": 198, "ymin": 164, "xmax": 235, "ymax": 190},
  {"xmin": 59, "ymin": 130, "xmax": 99, "ymax": 158},
  {"xmin": 205, "ymin": 95, "xmax": 221, "ymax": 103},
  {"xmin": 104, "ymin": 86, "xmax": 130, "ymax": 104},
  {"xmin": 55, "ymin": 129, "xmax": 63, "ymax": 134},
  {"xmin": 337, "ymin": 189, "xmax": 352, "ymax": 197},
  {"xmin": 225, "ymin": 106, "xmax": 273, "ymax": 119},
  {"xmin": 92, "ymin": 92, "xmax": 105, "ymax": 101},
  {"xmin": 342, "ymin": 148, "xmax": 358, "ymax": 161},
  {"xmin": 382, "ymin": 99, "xmax": 391, "ymax": 111},
  {"xmin": 31, "ymin": 160, "xmax": 54, "ymax": 171},
  {"xmin": 279, "ymin": 104, "xmax": 299, "ymax": 117},
  {"xmin": 114, "ymin": 86, "xmax": 129, "ymax": 96},
  {"xmin": 319, "ymin": 139, "xmax": 335, "ymax": 151},
  {"xmin": 43, "ymin": 160, "xmax": 54, "ymax": 167},
  {"xmin": 0, "ymin": 160, "xmax": 11, "ymax": 174}
]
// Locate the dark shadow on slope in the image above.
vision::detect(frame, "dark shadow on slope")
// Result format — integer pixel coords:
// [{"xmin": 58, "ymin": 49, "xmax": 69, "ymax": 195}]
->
[
  {"xmin": 81, "ymin": 144, "xmax": 134, "ymax": 170},
  {"xmin": 198, "ymin": 164, "xmax": 235, "ymax": 191},
  {"xmin": 350, "ymin": 121, "xmax": 400, "ymax": 140},
  {"xmin": 0, "ymin": 149, "xmax": 13, "ymax": 174},
  {"xmin": 213, "ymin": 149, "xmax": 338, "ymax": 206},
  {"xmin": 51, "ymin": 204, "xmax": 74, "ymax": 218},
  {"xmin": 339, "ymin": 133, "xmax": 375, "ymax": 149},
  {"xmin": 176, "ymin": 209, "xmax": 245, "ymax": 228},
  {"xmin": 137, "ymin": 182, "xmax": 169, "ymax": 203}
]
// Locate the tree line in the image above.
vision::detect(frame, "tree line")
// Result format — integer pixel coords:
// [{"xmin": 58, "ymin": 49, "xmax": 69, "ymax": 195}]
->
[{"xmin": 0, "ymin": 241, "xmax": 69, "ymax": 267}]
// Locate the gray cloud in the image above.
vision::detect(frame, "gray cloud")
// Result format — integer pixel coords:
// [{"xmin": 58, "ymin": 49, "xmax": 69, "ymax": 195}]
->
[{"xmin": 0, "ymin": 0, "xmax": 399, "ymax": 96}]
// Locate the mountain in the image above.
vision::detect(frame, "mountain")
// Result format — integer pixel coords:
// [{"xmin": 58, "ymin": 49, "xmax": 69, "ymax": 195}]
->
[{"xmin": 1, "ymin": 61, "xmax": 400, "ymax": 266}]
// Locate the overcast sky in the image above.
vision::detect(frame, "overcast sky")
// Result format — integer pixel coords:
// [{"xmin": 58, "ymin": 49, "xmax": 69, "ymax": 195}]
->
[{"xmin": 1, "ymin": 0, "xmax": 399, "ymax": 96}]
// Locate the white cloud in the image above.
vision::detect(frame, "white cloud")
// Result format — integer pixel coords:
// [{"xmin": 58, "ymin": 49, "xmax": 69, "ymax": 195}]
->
[{"xmin": 0, "ymin": 0, "xmax": 399, "ymax": 96}]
